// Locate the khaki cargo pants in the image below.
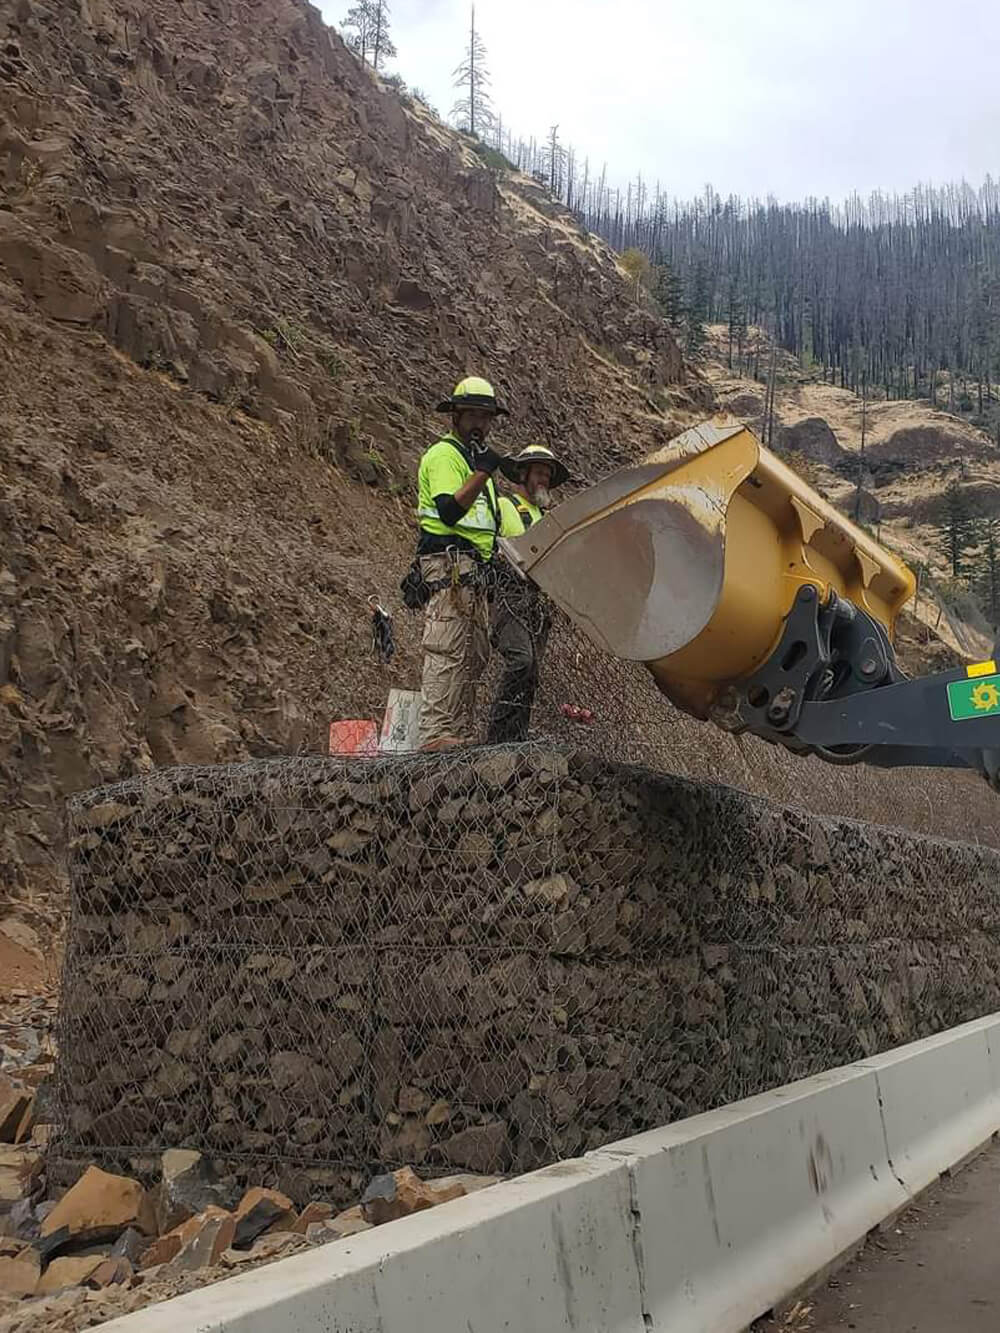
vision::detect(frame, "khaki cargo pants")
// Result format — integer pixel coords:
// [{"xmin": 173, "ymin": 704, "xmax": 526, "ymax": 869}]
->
[{"xmin": 418, "ymin": 553, "xmax": 490, "ymax": 746}]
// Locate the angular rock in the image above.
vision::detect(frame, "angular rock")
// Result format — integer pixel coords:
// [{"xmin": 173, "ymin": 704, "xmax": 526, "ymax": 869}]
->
[
  {"xmin": 138, "ymin": 1231, "xmax": 182, "ymax": 1270},
  {"xmin": 110, "ymin": 1227, "xmax": 147, "ymax": 1264},
  {"xmin": 13, "ymin": 1094, "xmax": 36, "ymax": 1146},
  {"xmin": 291, "ymin": 1201, "xmax": 332, "ymax": 1234},
  {"xmin": 0, "ymin": 1084, "xmax": 31, "ymax": 1144},
  {"xmin": 86, "ymin": 1255, "xmax": 134, "ymax": 1287},
  {"xmin": 248, "ymin": 1231, "xmax": 300, "ymax": 1260},
  {"xmin": 0, "ymin": 1147, "xmax": 43, "ymax": 1213},
  {"xmin": 35, "ymin": 1252, "xmax": 106, "ymax": 1294},
  {"xmin": 40, "ymin": 1166, "xmax": 155, "ymax": 1248},
  {"xmin": 155, "ymin": 1148, "xmax": 236, "ymax": 1233},
  {"xmin": 523, "ymin": 874, "xmax": 575, "ymax": 907},
  {"xmin": 0, "ymin": 1238, "xmax": 40, "ymax": 1297},
  {"xmin": 361, "ymin": 1165, "xmax": 463, "ymax": 1226},
  {"xmin": 173, "ymin": 1208, "xmax": 236, "ymax": 1272},
  {"xmin": 140, "ymin": 1205, "xmax": 234, "ymax": 1270},
  {"xmin": 474, "ymin": 751, "xmax": 519, "ymax": 789},
  {"xmin": 397, "ymin": 1085, "xmax": 429, "ymax": 1114},
  {"xmin": 6, "ymin": 1197, "xmax": 38, "ymax": 1241},
  {"xmin": 232, "ymin": 1187, "xmax": 294, "ymax": 1248},
  {"xmin": 426, "ymin": 1173, "xmax": 500, "ymax": 1199},
  {"xmin": 439, "ymin": 1122, "xmax": 512, "ymax": 1173},
  {"xmin": 326, "ymin": 1204, "xmax": 373, "ymax": 1239}
]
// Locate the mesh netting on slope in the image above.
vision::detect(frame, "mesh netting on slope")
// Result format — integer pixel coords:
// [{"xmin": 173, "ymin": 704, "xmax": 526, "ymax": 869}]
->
[{"xmin": 367, "ymin": 577, "xmax": 1000, "ymax": 851}]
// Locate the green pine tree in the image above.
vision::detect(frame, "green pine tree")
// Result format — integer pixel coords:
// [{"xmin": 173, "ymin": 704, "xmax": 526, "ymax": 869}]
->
[
  {"xmin": 939, "ymin": 481, "xmax": 977, "ymax": 579},
  {"xmin": 684, "ymin": 260, "xmax": 710, "ymax": 360},
  {"xmin": 651, "ymin": 260, "xmax": 686, "ymax": 328},
  {"xmin": 973, "ymin": 513, "xmax": 1000, "ymax": 625}
]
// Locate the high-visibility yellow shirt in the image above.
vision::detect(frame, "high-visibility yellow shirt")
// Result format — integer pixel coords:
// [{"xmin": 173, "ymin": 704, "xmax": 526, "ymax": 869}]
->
[
  {"xmin": 499, "ymin": 494, "xmax": 543, "ymax": 537},
  {"xmin": 416, "ymin": 432, "xmax": 499, "ymax": 560}
]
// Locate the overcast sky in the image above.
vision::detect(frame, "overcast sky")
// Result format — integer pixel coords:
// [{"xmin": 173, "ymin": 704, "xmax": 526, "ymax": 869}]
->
[{"xmin": 317, "ymin": 0, "xmax": 998, "ymax": 204}]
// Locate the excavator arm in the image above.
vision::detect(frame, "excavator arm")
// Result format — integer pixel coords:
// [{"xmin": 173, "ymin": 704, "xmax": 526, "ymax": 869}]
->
[{"xmin": 504, "ymin": 418, "xmax": 1000, "ymax": 791}]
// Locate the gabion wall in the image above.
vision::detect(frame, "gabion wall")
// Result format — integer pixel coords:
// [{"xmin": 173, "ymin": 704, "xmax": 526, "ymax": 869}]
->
[{"xmin": 57, "ymin": 746, "xmax": 1000, "ymax": 1203}]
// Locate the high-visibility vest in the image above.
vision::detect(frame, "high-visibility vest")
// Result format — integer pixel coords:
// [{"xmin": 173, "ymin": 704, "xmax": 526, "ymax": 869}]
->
[
  {"xmin": 499, "ymin": 494, "xmax": 543, "ymax": 537},
  {"xmin": 416, "ymin": 432, "xmax": 499, "ymax": 560}
]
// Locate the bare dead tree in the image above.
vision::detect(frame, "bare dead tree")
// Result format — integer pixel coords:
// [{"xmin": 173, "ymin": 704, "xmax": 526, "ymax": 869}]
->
[{"xmin": 451, "ymin": 4, "xmax": 493, "ymax": 137}]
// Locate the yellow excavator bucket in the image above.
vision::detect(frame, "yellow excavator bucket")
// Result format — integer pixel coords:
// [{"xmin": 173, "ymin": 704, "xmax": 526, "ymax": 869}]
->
[{"xmin": 504, "ymin": 418, "xmax": 917, "ymax": 719}]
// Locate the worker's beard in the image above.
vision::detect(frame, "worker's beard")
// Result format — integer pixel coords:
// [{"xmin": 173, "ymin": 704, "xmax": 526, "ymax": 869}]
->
[{"xmin": 530, "ymin": 484, "xmax": 552, "ymax": 509}]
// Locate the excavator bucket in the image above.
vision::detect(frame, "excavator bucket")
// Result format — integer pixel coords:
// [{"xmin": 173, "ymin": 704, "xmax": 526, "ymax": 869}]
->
[{"xmin": 504, "ymin": 418, "xmax": 917, "ymax": 720}]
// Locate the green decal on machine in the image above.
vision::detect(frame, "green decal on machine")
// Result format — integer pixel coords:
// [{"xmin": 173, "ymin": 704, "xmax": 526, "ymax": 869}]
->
[{"xmin": 947, "ymin": 674, "xmax": 1000, "ymax": 721}]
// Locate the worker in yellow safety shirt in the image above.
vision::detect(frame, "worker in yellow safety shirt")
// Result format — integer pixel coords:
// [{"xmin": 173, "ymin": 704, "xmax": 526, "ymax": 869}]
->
[
  {"xmin": 487, "ymin": 444, "xmax": 572, "ymax": 743},
  {"xmin": 410, "ymin": 376, "xmax": 509, "ymax": 750}
]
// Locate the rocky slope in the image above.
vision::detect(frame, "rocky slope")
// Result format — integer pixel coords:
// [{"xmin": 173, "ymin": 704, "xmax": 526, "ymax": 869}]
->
[{"xmin": 0, "ymin": 0, "xmax": 697, "ymax": 909}]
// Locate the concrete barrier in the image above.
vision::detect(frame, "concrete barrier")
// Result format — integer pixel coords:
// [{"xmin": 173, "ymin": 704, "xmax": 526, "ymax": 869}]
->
[
  {"xmin": 102, "ymin": 1013, "xmax": 1000, "ymax": 1333},
  {"xmin": 100, "ymin": 1155, "xmax": 646, "ymax": 1333},
  {"xmin": 597, "ymin": 1065, "xmax": 909, "ymax": 1332},
  {"xmin": 869, "ymin": 1019, "xmax": 1000, "ymax": 1196}
]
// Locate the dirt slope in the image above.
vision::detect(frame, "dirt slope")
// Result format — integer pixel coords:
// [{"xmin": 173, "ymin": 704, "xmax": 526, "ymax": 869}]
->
[{"xmin": 0, "ymin": 0, "xmax": 700, "ymax": 907}]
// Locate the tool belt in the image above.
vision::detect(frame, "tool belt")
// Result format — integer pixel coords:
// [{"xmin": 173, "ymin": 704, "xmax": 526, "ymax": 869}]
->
[{"xmin": 400, "ymin": 549, "xmax": 492, "ymax": 610}]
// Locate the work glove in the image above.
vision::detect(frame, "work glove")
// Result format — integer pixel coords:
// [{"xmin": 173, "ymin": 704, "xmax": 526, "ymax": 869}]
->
[
  {"xmin": 468, "ymin": 429, "xmax": 503, "ymax": 475},
  {"xmin": 471, "ymin": 444, "xmax": 503, "ymax": 475}
]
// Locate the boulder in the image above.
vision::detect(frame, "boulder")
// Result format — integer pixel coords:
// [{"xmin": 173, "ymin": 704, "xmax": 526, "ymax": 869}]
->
[
  {"xmin": 232, "ymin": 1187, "xmax": 294, "ymax": 1248},
  {"xmin": 39, "ymin": 1166, "xmax": 155, "ymax": 1250},
  {"xmin": 326, "ymin": 1204, "xmax": 372, "ymax": 1239},
  {"xmin": 172, "ymin": 1208, "xmax": 236, "ymax": 1272},
  {"xmin": 220, "ymin": 1231, "xmax": 301, "ymax": 1266},
  {"xmin": 361, "ymin": 1166, "xmax": 463, "ymax": 1226},
  {"xmin": 86, "ymin": 1255, "xmax": 134, "ymax": 1287},
  {"xmin": 35, "ymin": 1253, "xmax": 106, "ymax": 1294},
  {"xmin": 776, "ymin": 417, "xmax": 844, "ymax": 469},
  {"xmin": 5, "ymin": 1197, "xmax": 38, "ymax": 1241},
  {"xmin": 12, "ymin": 1093, "xmax": 36, "ymax": 1146},
  {"xmin": 291, "ymin": 1201, "xmax": 333, "ymax": 1234},
  {"xmin": 155, "ymin": 1148, "xmax": 237, "ymax": 1233},
  {"xmin": 439, "ymin": 1122, "xmax": 512, "ymax": 1173},
  {"xmin": 0, "ymin": 1238, "xmax": 40, "ymax": 1298},
  {"xmin": 427, "ymin": 1173, "xmax": 500, "ymax": 1199},
  {"xmin": 140, "ymin": 1205, "xmax": 235, "ymax": 1271},
  {"xmin": 0, "ymin": 1147, "xmax": 43, "ymax": 1214},
  {"xmin": 110, "ymin": 1227, "xmax": 148, "ymax": 1265}
]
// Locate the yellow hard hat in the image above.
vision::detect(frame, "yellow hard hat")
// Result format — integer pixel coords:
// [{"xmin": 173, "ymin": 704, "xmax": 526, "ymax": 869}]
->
[
  {"xmin": 436, "ymin": 375, "xmax": 510, "ymax": 416},
  {"xmin": 501, "ymin": 444, "xmax": 571, "ymax": 487}
]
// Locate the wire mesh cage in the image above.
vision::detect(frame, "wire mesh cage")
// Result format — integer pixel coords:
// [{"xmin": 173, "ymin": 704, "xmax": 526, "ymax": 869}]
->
[{"xmin": 57, "ymin": 744, "xmax": 1000, "ymax": 1204}]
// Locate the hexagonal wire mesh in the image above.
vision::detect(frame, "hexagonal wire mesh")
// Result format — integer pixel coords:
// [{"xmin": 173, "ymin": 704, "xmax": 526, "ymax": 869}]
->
[
  {"xmin": 379, "ymin": 572, "xmax": 1000, "ymax": 850},
  {"xmin": 58, "ymin": 733, "xmax": 1000, "ymax": 1207}
]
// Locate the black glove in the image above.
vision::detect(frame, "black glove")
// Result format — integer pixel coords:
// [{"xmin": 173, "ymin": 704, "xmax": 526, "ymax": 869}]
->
[{"xmin": 470, "ymin": 442, "xmax": 503, "ymax": 474}]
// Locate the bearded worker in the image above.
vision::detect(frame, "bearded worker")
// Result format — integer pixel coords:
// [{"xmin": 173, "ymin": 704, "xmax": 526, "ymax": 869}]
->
[{"xmin": 487, "ymin": 444, "xmax": 571, "ymax": 743}]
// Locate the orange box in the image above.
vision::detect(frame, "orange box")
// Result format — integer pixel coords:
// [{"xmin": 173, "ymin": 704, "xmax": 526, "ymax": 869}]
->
[{"xmin": 328, "ymin": 719, "xmax": 379, "ymax": 756}]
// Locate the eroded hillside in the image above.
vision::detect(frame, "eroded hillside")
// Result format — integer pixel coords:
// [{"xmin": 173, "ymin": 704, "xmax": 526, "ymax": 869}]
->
[{"xmin": 0, "ymin": 0, "xmax": 698, "ymax": 905}]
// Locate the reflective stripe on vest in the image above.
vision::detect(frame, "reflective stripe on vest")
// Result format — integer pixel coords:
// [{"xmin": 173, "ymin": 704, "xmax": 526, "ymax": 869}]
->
[{"xmin": 417, "ymin": 496, "xmax": 497, "ymax": 532}]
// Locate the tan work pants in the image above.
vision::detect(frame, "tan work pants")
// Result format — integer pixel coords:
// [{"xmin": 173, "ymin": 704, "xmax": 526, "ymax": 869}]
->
[{"xmin": 418, "ymin": 553, "xmax": 490, "ymax": 746}]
